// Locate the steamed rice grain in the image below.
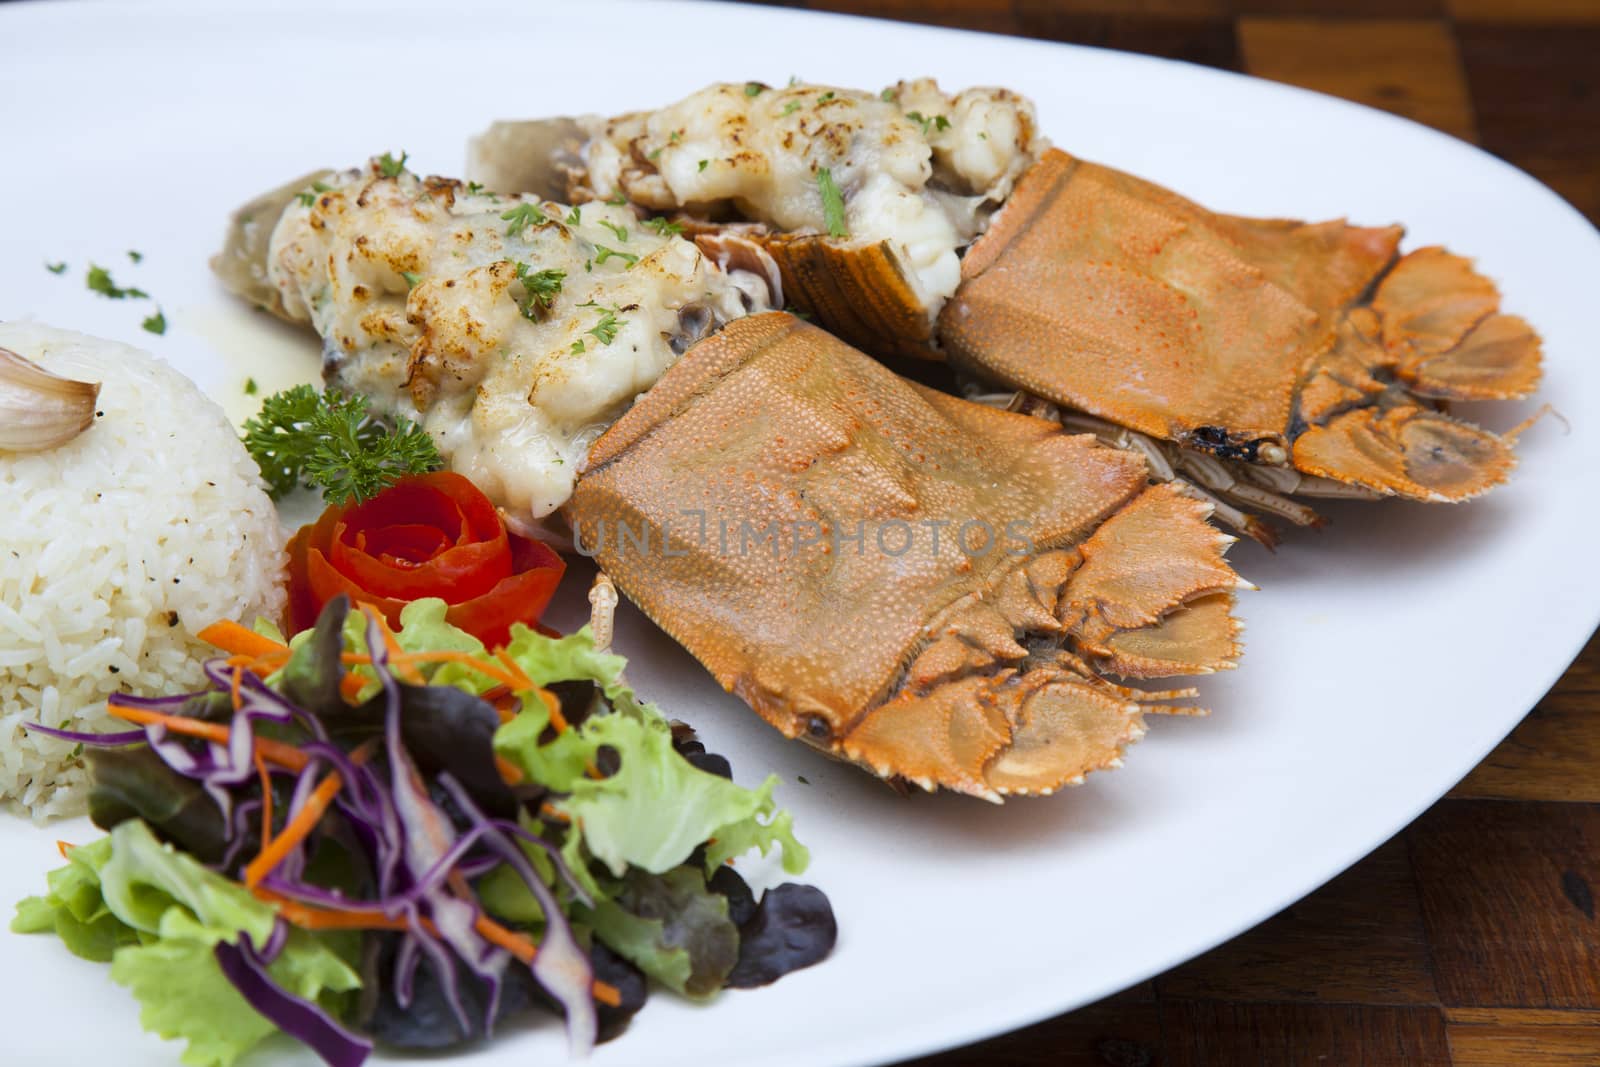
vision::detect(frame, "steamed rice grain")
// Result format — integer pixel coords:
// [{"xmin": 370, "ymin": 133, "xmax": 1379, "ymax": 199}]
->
[{"xmin": 0, "ymin": 322, "xmax": 286, "ymax": 819}]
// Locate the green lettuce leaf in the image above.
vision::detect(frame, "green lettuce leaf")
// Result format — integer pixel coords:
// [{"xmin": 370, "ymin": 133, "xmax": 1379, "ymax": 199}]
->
[
  {"xmin": 578, "ymin": 867, "xmax": 738, "ymax": 998},
  {"xmin": 16, "ymin": 821, "xmax": 360, "ymax": 1067},
  {"xmin": 493, "ymin": 627, "xmax": 808, "ymax": 878},
  {"xmin": 11, "ymin": 836, "xmax": 137, "ymax": 962}
]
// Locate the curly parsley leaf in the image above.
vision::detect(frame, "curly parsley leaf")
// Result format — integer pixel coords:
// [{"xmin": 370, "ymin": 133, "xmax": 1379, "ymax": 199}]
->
[
  {"xmin": 579, "ymin": 301, "xmax": 623, "ymax": 345},
  {"xmin": 86, "ymin": 264, "xmax": 148, "ymax": 300},
  {"xmin": 241, "ymin": 385, "xmax": 442, "ymax": 504},
  {"xmin": 376, "ymin": 151, "xmax": 408, "ymax": 178},
  {"xmin": 511, "ymin": 262, "xmax": 566, "ymax": 321},
  {"xmin": 501, "ymin": 202, "xmax": 548, "ymax": 239},
  {"xmin": 593, "ymin": 245, "xmax": 638, "ymax": 268},
  {"xmin": 816, "ymin": 168, "xmax": 848, "ymax": 239}
]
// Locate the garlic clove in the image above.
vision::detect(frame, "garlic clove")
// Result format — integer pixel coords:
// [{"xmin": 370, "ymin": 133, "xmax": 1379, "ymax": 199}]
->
[{"xmin": 0, "ymin": 345, "xmax": 101, "ymax": 452}]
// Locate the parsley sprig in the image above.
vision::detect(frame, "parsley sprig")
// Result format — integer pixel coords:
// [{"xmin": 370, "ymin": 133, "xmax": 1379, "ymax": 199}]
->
[
  {"xmin": 593, "ymin": 245, "xmax": 638, "ymax": 268},
  {"xmin": 86, "ymin": 263, "xmax": 147, "ymax": 300},
  {"xmin": 905, "ymin": 111, "xmax": 951, "ymax": 136},
  {"xmin": 502, "ymin": 202, "xmax": 548, "ymax": 239},
  {"xmin": 376, "ymin": 151, "xmax": 408, "ymax": 178},
  {"xmin": 511, "ymin": 262, "xmax": 566, "ymax": 321},
  {"xmin": 242, "ymin": 385, "xmax": 442, "ymax": 504},
  {"xmin": 817, "ymin": 168, "xmax": 848, "ymax": 239}
]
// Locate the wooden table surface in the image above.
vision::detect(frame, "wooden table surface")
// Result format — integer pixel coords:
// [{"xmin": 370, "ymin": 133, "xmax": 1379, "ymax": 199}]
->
[{"xmin": 727, "ymin": 1, "xmax": 1600, "ymax": 1063}]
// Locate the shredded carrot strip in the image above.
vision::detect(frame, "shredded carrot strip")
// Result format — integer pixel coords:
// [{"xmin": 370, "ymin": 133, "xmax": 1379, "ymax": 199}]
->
[
  {"xmin": 493, "ymin": 649, "xmax": 532, "ymax": 689},
  {"xmin": 357, "ymin": 603, "xmax": 425, "ymax": 684},
  {"xmin": 230, "ymin": 664, "xmax": 243, "ymax": 712},
  {"xmin": 197, "ymin": 620, "xmax": 286, "ymax": 660},
  {"xmin": 339, "ymin": 672, "xmax": 367, "ymax": 703},
  {"xmin": 255, "ymin": 752, "xmax": 274, "ymax": 850},
  {"xmin": 245, "ymin": 770, "xmax": 344, "ymax": 888},
  {"xmin": 495, "ymin": 754, "xmax": 524, "ymax": 785},
  {"xmin": 539, "ymin": 803, "xmax": 571, "ymax": 824},
  {"xmin": 105, "ymin": 705, "xmax": 309, "ymax": 772},
  {"xmin": 56, "ymin": 840, "xmax": 74, "ymax": 860},
  {"xmin": 537, "ymin": 687, "xmax": 569, "ymax": 733},
  {"xmin": 254, "ymin": 888, "xmax": 623, "ymax": 1006}
]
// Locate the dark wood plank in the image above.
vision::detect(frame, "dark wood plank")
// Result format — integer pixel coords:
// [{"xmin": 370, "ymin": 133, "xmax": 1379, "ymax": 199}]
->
[
  {"xmin": 1450, "ymin": 0, "xmax": 1600, "ymax": 22},
  {"xmin": 1158, "ymin": 839, "xmax": 1438, "ymax": 1005},
  {"xmin": 805, "ymin": 0, "xmax": 1023, "ymax": 34},
  {"xmin": 903, "ymin": 989, "xmax": 1163, "ymax": 1066},
  {"xmin": 1409, "ymin": 800, "xmax": 1600, "ymax": 1009},
  {"xmin": 1457, "ymin": 24, "xmax": 1600, "ymax": 224},
  {"xmin": 1237, "ymin": 17, "xmax": 1478, "ymax": 141},
  {"xmin": 1159, "ymin": 1001, "xmax": 1453, "ymax": 1066},
  {"xmin": 1453, "ymin": 634, "xmax": 1600, "ymax": 802},
  {"xmin": 1011, "ymin": 6, "xmax": 1241, "ymax": 69},
  {"xmin": 1447, "ymin": 1008, "xmax": 1600, "ymax": 1066},
  {"xmin": 1239, "ymin": 0, "xmax": 1444, "ymax": 14}
]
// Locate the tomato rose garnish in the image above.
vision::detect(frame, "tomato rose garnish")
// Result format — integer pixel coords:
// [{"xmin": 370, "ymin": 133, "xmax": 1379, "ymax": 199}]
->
[{"xmin": 285, "ymin": 471, "xmax": 565, "ymax": 649}]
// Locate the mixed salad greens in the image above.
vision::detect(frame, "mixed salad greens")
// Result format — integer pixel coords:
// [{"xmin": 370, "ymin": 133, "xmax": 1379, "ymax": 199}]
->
[{"xmin": 15, "ymin": 596, "xmax": 833, "ymax": 1065}]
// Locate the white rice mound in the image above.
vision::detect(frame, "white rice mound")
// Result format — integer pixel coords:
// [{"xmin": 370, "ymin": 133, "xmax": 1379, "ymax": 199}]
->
[{"xmin": 0, "ymin": 322, "xmax": 287, "ymax": 819}]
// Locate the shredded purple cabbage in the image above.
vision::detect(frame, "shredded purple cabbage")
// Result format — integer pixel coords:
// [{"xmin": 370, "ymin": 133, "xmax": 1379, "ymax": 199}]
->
[{"xmin": 214, "ymin": 933, "xmax": 373, "ymax": 1067}]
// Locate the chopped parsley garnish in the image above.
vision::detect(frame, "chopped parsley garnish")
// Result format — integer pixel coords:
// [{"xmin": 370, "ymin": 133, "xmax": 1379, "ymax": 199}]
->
[
  {"xmin": 565, "ymin": 205, "xmax": 582, "ymax": 226},
  {"xmin": 598, "ymin": 219, "xmax": 630, "ymax": 243},
  {"xmin": 782, "ymin": 100, "xmax": 802, "ymax": 117},
  {"xmin": 466, "ymin": 181, "xmax": 486, "ymax": 195},
  {"xmin": 669, "ymin": 130, "xmax": 682, "ymax": 143},
  {"xmin": 501, "ymin": 202, "xmax": 548, "ymax": 238},
  {"xmin": 593, "ymin": 245, "xmax": 638, "ymax": 268},
  {"xmin": 816, "ymin": 168, "xmax": 848, "ymax": 239},
  {"xmin": 86, "ymin": 263, "xmax": 147, "ymax": 300},
  {"xmin": 783, "ymin": 304, "xmax": 813, "ymax": 322},
  {"xmin": 44, "ymin": 261, "xmax": 67, "ymax": 275},
  {"xmin": 242, "ymin": 384, "xmax": 442, "ymax": 503},
  {"xmin": 606, "ymin": 191, "xmax": 629, "ymax": 206},
  {"xmin": 510, "ymin": 262, "xmax": 565, "ymax": 321},
  {"xmin": 647, "ymin": 147, "xmax": 663, "ymax": 161},
  {"xmin": 744, "ymin": 82, "xmax": 765, "ymax": 97},
  {"xmin": 140, "ymin": 309, "xmax": 167, "ymax": 335},
  {"xmin": 127, "ymin": 250, "xmax": 143, "ymax": 264},
  {"xmin": 570, "ymin": 340, "xmax": 586, "ymax": 355},
  {"xmin": 880, "ymin": 87, "xmax": 897, "ymax": 102},
  {"xmin": 400, "ymin": 271, "xmax": 422, "ymax": 289},
  {"xmin": 295, "ymin": 180, "xmax": 333, "ymax": 208},
  {"xmin": 698, "ymin": 159, "xmax": 709, "ymax": 172},
  {"xmin": 644, "ymin": 217, "xmax": 684, "ymax": 237},
  {"xmin": 817, "ymin": 91, "xmax": 835, "ymax": 103},
  {"xmin": 376, "ymin": 151, "xmax": 408, "ymax": 178},
  {"xmin": 905, "ymin": 111, "xmax": 950, "ymax": 136},
  {"xmin": 243, "ymin": 377, "xmax": 259, "ymax": 396},
  {"xmin": 579, "ymin": 300, "xmax": 623, "ymax": 345}
]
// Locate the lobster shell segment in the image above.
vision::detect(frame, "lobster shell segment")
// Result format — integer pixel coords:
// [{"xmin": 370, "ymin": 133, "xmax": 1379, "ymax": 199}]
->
[
  {"xmin": 938, "ymin": 148, "xmax": 1541, "ymax": 502},
  {"xmin": 568, "ymin": 312, "xmax": 1243, "ymax": 798}
]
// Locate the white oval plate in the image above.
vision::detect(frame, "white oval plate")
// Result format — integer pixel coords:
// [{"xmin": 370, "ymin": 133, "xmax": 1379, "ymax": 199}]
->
[{"xmin": 3, "ymin": 2, "xmax": 1597, "ymax": 1065}]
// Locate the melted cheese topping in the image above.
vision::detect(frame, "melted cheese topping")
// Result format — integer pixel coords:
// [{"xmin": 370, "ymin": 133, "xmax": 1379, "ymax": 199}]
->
[
  {"xmin": 267, "ymin": 161, "xmax": 768, "ymax": 517},
  {"xmin": 579, "ymin": 79, "xmax": 1041, "ymax": 309}
]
